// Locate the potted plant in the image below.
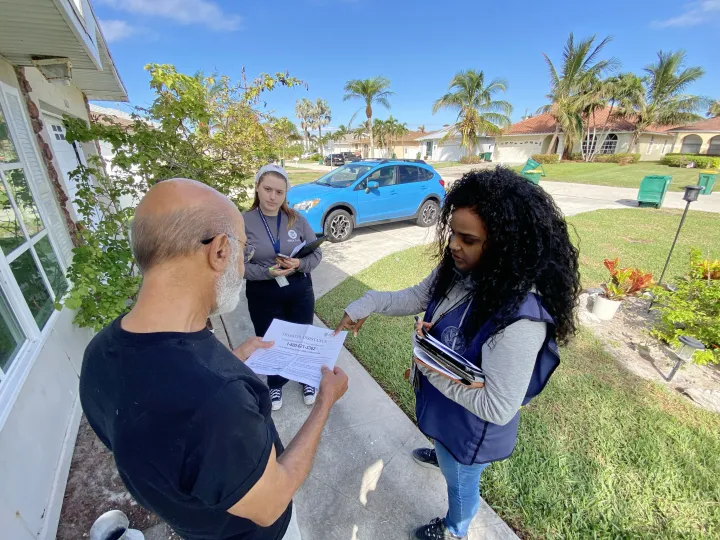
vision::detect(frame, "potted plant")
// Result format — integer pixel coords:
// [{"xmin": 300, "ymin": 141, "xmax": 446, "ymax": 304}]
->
[{"xmin": 593, "ymin": 258, "xmax": 654, "ymax": 320}]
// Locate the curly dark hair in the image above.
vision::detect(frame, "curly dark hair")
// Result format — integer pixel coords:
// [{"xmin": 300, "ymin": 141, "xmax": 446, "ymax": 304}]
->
[{"xmin": 432, "ymin": 167, "xmax": 580, "ymax": 343}]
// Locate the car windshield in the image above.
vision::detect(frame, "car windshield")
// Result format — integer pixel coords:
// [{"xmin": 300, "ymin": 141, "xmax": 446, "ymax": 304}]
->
[{"xmin": 316, "ymin": 164, "xmax": 373, "ymax": 187}]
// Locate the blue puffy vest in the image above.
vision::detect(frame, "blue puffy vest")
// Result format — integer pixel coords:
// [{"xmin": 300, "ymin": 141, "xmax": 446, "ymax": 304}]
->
[{"xmin": 414, "ymin": 292, "xmax": 560, "ymax": 465}]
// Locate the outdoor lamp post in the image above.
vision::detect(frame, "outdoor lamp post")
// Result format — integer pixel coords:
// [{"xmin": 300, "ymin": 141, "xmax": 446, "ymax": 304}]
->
[
  {"xmin": 656, "ymin": 185, "xmax": 704, "ymax": 288},
  {"xmin": 666, "ymin": 335, "xmax": 705, "ymax": 382}
]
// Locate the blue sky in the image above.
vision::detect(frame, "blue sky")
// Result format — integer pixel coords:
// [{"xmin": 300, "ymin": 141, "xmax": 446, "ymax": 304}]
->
[{"xmin": 95, "ymin": 0, "xmax": 719, "ymax": 132}]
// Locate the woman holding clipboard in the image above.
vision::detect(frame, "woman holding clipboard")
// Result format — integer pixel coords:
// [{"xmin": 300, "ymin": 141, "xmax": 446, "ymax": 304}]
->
[
  {"xmin": 334, "ymin": 168, "xmax": 580, "ymax": 540},
  {"xmin": 244, "ymin": 164, "xmax": 324, "ymax": 410}
]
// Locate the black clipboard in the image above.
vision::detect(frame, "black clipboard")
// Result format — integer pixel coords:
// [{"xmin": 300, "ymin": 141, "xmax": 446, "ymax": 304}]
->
[{"xmin": 294, "ymin": 236, "xmax": 326, "ymax": 258}]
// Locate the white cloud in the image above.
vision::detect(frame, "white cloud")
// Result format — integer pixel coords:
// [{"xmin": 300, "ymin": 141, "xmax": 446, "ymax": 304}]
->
[
  {"xmin": 652, "ymin": 0, "xmax": 720, "ymax": 27},
  {"xmin": 99, "ymin": 19, "xmax": 137, "ymax": 42},
  {"xmin": 97, "ymin": 0, "xmax": 241, "ymax": 31}
]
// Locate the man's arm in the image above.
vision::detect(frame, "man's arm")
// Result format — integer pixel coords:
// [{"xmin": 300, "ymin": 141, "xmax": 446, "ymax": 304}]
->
[{"xmin": 227, "ymin": 366, "xmax": 348, "ymax": 526}]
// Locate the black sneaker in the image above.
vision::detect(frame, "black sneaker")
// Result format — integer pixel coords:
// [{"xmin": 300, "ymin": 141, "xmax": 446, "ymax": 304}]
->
[
  {"xmin": 412, "ymin": 448, "xmax": 439, "ymax": 469},
  {"xmin": 412, "ymin": 518, "xmax": 464, "ymax": 539},
  {"xmin": 270, "ymin": 388, "xmax": 283, "ymax": 411},
  {"xmin": 302, "ymin": 384, "xmax": 316, "ymax": 406}
]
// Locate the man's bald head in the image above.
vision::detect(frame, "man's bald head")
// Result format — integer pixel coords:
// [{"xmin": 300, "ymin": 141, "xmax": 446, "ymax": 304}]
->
[{"xmin": 131, "ymin": 179, "xmax": 242, "ymax": 273}]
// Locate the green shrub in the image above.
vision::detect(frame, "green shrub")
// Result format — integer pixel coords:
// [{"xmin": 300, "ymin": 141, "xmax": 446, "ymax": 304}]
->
[
  {"xmin": 531, "ymin": 154, "xmax": 559, "ymax": 164},
  {"xmin": 310, "ymin": 153, "xmax": 322, "ymax": 161},
  {"xmin": 651, "ymin": 249, "xmax": 720, "ymax": 365},
  {"xmin": 566, "ymin": 153, "xmax": 583, "ymax": 161},
  {"xmin": 661, "ymin": 154, "xmax": 720, "ymax": 169},
  {"xmin": 416, "ymin": 152, "xmax": 421, "ymax": 159},
  {"xmin": 460, "ymin": 155, "xmax": 483, "ymax": 164},
  {"xmin": 594, "ymin": 152, "xmax": 641, "ymax": 164}
]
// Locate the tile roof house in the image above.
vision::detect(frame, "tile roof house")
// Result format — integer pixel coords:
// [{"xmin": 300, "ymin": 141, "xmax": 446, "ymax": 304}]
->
[
  {"xmin": 495, "ymin": 108, "xmax": 678, "ymax": 164},
  {"xmin": 666, "ymin": 116, "xmax": 720, "ymax": 156}
]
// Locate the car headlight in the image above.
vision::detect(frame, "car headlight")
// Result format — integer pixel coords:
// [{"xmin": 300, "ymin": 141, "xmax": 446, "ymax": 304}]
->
[{"xmin": 293, "ymin": 199, "xmax": 320, "ymax": 211}]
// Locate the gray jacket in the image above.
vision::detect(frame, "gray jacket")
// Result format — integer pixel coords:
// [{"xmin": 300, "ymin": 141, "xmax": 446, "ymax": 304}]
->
[
  {"xmin": 243, "ymin": 208, "xmax": 322, "ymax": 281},
  {"xmin": 345, "ymin": 269, "xmax": 547, "ymax": 426}
]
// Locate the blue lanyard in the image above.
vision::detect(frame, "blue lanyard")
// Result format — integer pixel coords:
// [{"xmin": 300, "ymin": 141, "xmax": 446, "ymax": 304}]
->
[{"xmin": 258, "ymin": 209, "xmax": 282, "ymax": 254}]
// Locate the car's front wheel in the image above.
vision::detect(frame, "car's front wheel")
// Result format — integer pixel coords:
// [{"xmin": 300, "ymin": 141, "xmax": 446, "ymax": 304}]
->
[
  {"xmin": 324, "ymin": 209, "xmax": 354, "ymax": 242},
  {"xmin": 416, "ymin": 199, "xmax": 440, "ymax": 227}
]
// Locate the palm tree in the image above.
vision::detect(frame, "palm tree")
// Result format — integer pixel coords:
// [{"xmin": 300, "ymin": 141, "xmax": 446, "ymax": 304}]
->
[
  {"xmin": 295, "ymin": 98, "xmax": 314, "ymax": 150},
  {"xmin": 343, "ymin": 77, "xmax": 393, "ymax": 157},
  {"xmin": 620, "ymin": 50, "xmax": 705, "ymax": 151},
  {"xmin": 311, "ymin": 98, "xmax": 331, "ymax": 157},
  {"xmin": 578, "ymin": 73, "xmax": 644, "ymax": 161},
  {"xmin": 418, "ymin": 125, "xmax": 426, "ymax": 133},
  {"xmin": 540, "ymin": 33, "xmax": 619, "ymax": 156},
  {"xmin": 706, "ymin": 100, "xmax": 720, "ymax": 118},
  {"xmin": 432, "ymin": 69, "xmax": 513, "ymax": 158}
]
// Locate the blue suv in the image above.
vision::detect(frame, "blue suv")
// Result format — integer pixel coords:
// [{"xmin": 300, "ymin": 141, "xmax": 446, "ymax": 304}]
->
[{"xmin": 288, "ymin": 159, "xmax": 445, "ymax": 242}]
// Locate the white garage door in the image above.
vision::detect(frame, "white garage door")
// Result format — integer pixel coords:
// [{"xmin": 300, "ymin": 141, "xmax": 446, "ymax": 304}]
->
[
  {"xmin": 42, "ymin": 114, "xmax": 86, "ymax": 218},
  {"xmin": 495, "ymin": 142, "xmax": 535, "ymax": 164}
]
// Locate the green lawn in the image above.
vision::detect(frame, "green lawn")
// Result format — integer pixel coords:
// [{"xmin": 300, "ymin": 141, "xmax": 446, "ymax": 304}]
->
[
  {"xmin": 567, "ymin": 208, "xmax": 720, "ymax": 287},
  {"xmin": 315, "ymin": 208, "xmax": 720, "ymax": 539},
  {"xmin": 287, "ymin": 171, "xmax": 322, "ymax": 185},
  {"xmin": 512, "ymin": 162, "xmax": 710, "ymax": 192},
  {"xmin": 428, "ymin": 161, "xmax": 462, "ymax": 169}
]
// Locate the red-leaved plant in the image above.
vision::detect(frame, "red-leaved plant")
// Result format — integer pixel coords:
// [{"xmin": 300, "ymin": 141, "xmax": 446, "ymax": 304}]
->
[{"xmin": 602, "ymin": 258, "xmax": 654, "ymax": 300}]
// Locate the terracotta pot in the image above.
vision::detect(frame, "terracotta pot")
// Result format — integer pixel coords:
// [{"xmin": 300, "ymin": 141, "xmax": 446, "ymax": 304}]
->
[{"xmin": 592, "ymin": 295, "xmax": 622, "ymax": 320}]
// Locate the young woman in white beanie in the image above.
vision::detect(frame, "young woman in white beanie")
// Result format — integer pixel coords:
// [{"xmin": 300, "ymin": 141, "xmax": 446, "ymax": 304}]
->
[{"xmin": 243, "ymin": 164, "xmax": 323, "ymax": 410}]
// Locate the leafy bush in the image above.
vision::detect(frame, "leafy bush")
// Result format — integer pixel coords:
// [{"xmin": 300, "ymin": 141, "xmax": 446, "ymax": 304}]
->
[
  {"xmin": 651, "ymin": 249, "xmax": 720, "ymax": 365},
  {"xmin": 310, "ymin": 153, "xmax": 322, "ymax": 161},
  {"xmin": 566, "ymin": 153, "xmax": 583, "ymax": 162},
  {"xmin": 601, "ymin": 258, "xmax": 654, "ymax": 300},
  {"xmin": 661, "ymin": 154, "xmax": 720, "ymax": 169},
  {"xmin": 459, "ymin": 155, "xmax": 483, "ymax": 164},
  {"xmin": 594, "ymin": 153, "xmax": 641, "ymax": 164},
  {"xmin": 416, "ymin": 152, "xmax": 421, "ymax": 159},
  {"xmin": 60, "ymin": 64, "xmax": 303, "ymax": 330},
  {"xmin": 531, "ymin": 154, "xmax": 559, "ymax": 164}
]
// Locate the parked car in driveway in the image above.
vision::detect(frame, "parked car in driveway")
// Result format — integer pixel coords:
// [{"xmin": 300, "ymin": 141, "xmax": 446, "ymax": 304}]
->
[
  {"xmin": 342, "ymin": 152, "xmax": 360, "ymax": 163},
  {"xmin": 323, "ymin": 153, "xmax": 345, "ymax": 166},
  {"xmin": 288, "ymin": 159, "xmax": 445, "ymax": 242}
]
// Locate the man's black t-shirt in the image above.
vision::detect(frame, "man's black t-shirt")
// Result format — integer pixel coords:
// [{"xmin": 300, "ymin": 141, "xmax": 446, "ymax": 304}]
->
[{"xmin": 80, "ymin": 317, "xmax": 291, "ymax": 540}]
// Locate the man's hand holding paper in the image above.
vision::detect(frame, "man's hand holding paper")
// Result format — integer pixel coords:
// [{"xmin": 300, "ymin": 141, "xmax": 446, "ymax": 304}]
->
[{"xmin": 245, "ymin": 319, "xmax": 349, "ymax": 388}]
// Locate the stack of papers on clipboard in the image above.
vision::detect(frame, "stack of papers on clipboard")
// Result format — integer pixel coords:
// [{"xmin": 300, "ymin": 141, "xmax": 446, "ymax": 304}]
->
[{"xmin": 414, "ymin": 332, "xmax": 485, "ymax": 385}]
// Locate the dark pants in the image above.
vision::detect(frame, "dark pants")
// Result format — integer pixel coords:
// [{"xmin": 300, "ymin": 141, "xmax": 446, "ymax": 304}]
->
[{"xmin": 246, "ymin": 274, "xmax": 315, "ymax": 390}]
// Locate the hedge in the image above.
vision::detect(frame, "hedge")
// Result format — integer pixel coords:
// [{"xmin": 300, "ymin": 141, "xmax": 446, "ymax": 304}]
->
[
  {"xmin": 460, "ymin": 155, "xmax": 483, "ymax": 164},
  {"xmin": 531, "ymin": 154, "xmax": 559, "ymax": 164},
  {"xmin": 563, "ymin": 153, "xmax": 641, "ymax": 164},
  {"xmin": 661, "ymin": 153, "xmax": 720, "ymax": 169}
]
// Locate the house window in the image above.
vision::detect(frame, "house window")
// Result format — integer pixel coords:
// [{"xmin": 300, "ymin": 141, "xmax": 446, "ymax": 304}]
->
[
  {"xmin": 0, "ymin": 99, "xmax": 68, "ymax": 386},
  {"xmin": 680, "ymin": 135, "xmax": 702, "ymax": 154},
  {"xmin": 599, "ymin": 134, "xmax": 618, "ymax": 154},
  {"xmin": 647, "ymin": 136, "xmax": 654, "ymax": 155}
]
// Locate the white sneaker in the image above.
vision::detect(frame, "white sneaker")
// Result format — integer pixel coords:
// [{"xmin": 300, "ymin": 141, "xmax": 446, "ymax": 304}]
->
[
  {"xmin": 270, "ymin": 388, "xmax": 283, "ymax": 411},
  {"xmin": 302, "ymin": 384, "xmax": 316, "ymax": 406}
]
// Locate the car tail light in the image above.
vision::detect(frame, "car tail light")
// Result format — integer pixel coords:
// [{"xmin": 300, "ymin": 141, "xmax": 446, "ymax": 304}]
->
[{"xmin": 439, "ymin": 178, "xmax": 445, "ymax": 187}]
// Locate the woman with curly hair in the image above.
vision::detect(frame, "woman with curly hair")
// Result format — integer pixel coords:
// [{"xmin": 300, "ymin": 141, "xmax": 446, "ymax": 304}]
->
[{"xmin": 334, "ymin": 167, "xmax": 580, "ymax": 540}]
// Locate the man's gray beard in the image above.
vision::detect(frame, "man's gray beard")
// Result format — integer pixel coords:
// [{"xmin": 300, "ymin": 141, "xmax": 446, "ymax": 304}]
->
[{"xmin": 211, "ymin": 247, "xmax": 244, "ymax": 316}]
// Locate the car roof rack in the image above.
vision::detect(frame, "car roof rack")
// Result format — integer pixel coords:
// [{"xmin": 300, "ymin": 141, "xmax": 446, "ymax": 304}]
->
[{"xmin": 360, "ymin": 158, "xmax": 427, "ymax": 164}]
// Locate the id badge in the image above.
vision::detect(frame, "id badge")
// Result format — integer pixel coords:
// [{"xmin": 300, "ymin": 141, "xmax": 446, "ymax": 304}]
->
[{"xmin": 275, "ymin": 275, "xmax": 289, "ymax": 288}]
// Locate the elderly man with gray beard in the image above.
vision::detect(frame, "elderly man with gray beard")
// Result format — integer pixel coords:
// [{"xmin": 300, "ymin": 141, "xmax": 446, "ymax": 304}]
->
[{"xmin": 79, "ymin": 179, "xmax": 348, "ymax": 540}]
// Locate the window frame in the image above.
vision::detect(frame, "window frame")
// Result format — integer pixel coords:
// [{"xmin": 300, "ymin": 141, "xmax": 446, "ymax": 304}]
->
[{"xmin": 0, "ymin": 83, "xmax": 70, "ymax": 428}]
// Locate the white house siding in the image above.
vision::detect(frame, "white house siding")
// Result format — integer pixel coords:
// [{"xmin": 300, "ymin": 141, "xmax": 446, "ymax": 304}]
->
[{"xmin": 0, "ymin": 59, "xmax": 94, "ymax": 540}]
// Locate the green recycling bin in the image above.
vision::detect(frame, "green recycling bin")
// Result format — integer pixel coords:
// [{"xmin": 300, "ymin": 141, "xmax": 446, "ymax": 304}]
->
[
  {"xmin": 637, "ymin": 175, "xmax": 672, "ymax": 208},
  {"xmin": 698, "ymin": 170, "xmax": 717, "ymax": 195},
  {"xmin": 280, "ymin": 158, "xmax": 285, "ymax": 168},
  {"xmin": 524, "ymin": 171, "xmax": 542, "ymax": 185},
  {"xmin": 481, "ymin": 152, "xmax": 492, "ymax": 162}
]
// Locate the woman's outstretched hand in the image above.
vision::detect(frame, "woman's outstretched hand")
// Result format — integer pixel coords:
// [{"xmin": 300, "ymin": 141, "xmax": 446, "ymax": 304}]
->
[{"xmin": 333, "ymin": 312, "xmax": 368, "ymax": 337}]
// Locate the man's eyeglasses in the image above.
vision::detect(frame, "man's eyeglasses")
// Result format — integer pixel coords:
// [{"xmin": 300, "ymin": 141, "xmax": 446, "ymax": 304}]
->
[{"xmin": 201, "ymin": 235, "xmax": 255, "ymax": 263}]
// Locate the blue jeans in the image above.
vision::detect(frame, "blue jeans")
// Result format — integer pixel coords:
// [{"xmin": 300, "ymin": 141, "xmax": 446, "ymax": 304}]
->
[{"xmin": 435, "ymin": 441, "xmax": 489, "ymax": 538}]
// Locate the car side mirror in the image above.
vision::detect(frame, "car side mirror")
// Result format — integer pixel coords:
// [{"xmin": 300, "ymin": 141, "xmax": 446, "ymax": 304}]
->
[{"xmin": 366, "ymin": 181, "xmax": 380, "ymax": 193}]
